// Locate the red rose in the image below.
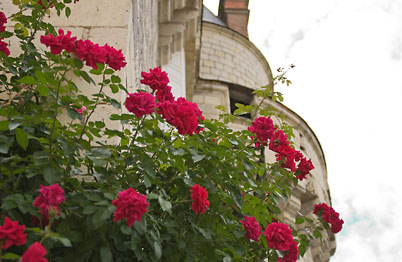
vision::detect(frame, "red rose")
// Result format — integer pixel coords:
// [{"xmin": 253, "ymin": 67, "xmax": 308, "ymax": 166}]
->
[
  {"xmin": 74, "ymin": 39, "xmax": 107, "ymax": 69},
  {"xmin": 278, "ymin": 240, "xmax": 299, "ymax": 262},
  {"xmin": 269, "ymin": 129, "xmax": 289, "ymax": 152},
  {"xmin": 314, "ymin": 203, "xmax": 344, "ymax": 233},
  {"xmin": 190, "ymin": 184, "xmax": 209, "ymax": 214},
  {"xmin": 264, "ymin": 222, "xmax": 294, "ymax": 251},
  {"xmin": 155, "ymin": 85, "xmax": 174, "ymax": 102},
  {"xmin": 157, "ymin": 98, "xmax": 204, "ymax": 136},
  {"xmin": 125, "ymin": 92, "xmax": 156, "ymax": 118},
  {"xmin": 40, "ymin": 29, "xmax": 76, "ymax": 55},
  {"xmin": 0, "ymin": 40, "xmax": 10, "ymax": 57},
  {"xmin": 22, "ymin": 242, "xmax": 47, "ymax": 262},
  {"xmin": 295, "ymin": 157, "xmax": 314, "ymax": 181},
  {"xmin": 0, "ymin": 216, "xmax": 26, "ymax": 249},
  {"xmin": 112, "ymin": 188, "xmax": 149, "ymax": 227},
  {"xmin": 248, "ymin": 117, "xmax": 275, "ymax": 147},
  {"xmin": 240, "ymin": 215, "xmax": 261, "ymax": 242},
  {"xmin": 140, "ymin": 67, "xmax": 169, "ymax": 91},
  {"xmin": 103, "ymin": 44, "xmax": 127, "ymax": 71},
  {"xmin": 33, "ymin": 184, "xmax": 65, "ymax": 220},
  {"xmin": 0, "ymin": 11, "xmax": 7, "ymax": 33}
]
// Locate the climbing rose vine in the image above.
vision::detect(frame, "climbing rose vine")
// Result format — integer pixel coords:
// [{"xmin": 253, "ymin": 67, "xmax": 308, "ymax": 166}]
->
[{"xmin": 0, "ymin": 2, "xmax": 342, "ymax": 262}]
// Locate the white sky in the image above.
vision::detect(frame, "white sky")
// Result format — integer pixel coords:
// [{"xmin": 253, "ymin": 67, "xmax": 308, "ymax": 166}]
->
[{"xmin": 204, "ymin": 1, "xmax": 402, "ymax": 261}]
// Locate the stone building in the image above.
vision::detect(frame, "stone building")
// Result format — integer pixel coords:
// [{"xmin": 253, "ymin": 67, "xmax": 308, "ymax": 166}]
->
[{"xmin": 0, "ymin": 0, "xmax": 336, "ymax": 260}]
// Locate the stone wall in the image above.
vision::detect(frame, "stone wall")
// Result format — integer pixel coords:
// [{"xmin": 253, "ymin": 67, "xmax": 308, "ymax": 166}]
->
[{"xmin": 199, "ymin": 22, "xmax": 272, "ymax": 90}]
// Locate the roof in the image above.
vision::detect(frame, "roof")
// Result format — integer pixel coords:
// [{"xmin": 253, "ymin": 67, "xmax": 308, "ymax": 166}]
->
[{"xmin": 202, "ymin": 5, "xmax": 226, "ymax": 27}]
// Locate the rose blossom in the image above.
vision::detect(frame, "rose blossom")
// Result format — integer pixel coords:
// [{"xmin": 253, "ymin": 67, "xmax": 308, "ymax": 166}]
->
[
  {"xmin": 0, "ymin": 40, "xmax": 10, "ymax": 57},
  {"xmin": 240, "ymin": 215, "xmax": 261, "ymax": 242},
  {"xmin": 112, "ymin": 188, "xmax": 149, "ymax": 227},
  {"xmin": 0, "ymin": 11, "xmax": 7, "ymax": 33},
  {"xmin": 314, "ymin": 203, "xmax": 344, "ymax": 233},
  {"xmin": 155, "ymin": 85, "xmax": 174, "ymax": 102},
  {"xmin": 295, "ymin": 157, "xmax": 314, "ymax": 181},
  {"xmin": 33, "ymin": 184, "xmax": 65, "ymax": 219},
  {"xmin": 264, "ymin": 222, "xmax": 294, "ymax": 251},
  {"xmin": 74, "ymin": 39, "xmax": 107, "ymax": 69},
  {"xmin": 278, "ymin": 240, "xmax": 299, "ymax": 262},
  {"xmin": 22, "ymin": 242, "xmax": 47, "ymax": 262},
  {"xmin": 125, "ymin": 92, "xmax": 156, "ymax": 118},
  {"xmin": 140, "ymin": 67, "xmax": 169, "ymax": 91},
  {"xmin": 0, "ymin": 216, "xmax": 26, "ymax": 249},
  {"xmin": 248, "ymin": 116, "xmax": 275, "ymax": 147},
  {"xmin": 190, "ymin": 184, "xmax": 209, "ymax": 214},
  {"xmin": 157, "ymin": 98, "xmax": 204, "ymax": 135},
  {"xmin": 103, "ymin": 43, "xmax": 127, "ymax": 71},
  {"xmin": 40, "ymin": 29, "xmax": 76, "ymax": 55}
]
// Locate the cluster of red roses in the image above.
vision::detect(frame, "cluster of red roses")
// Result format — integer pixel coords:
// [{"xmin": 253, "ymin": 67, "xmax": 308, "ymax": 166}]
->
[
  {"xmin": 314, "ymin": 203, "xmax": 344, "ymax": 233},
  {"xmin": 0, "ymin": 183, "xmax": 65, "ymax": 261},
  {"xmin": 0, "ymin": 12, "xmax": 10, "ymax": 57},
  {"xmin": 239, "ymin": 216, "xmax": 298, "ymax": 262},
  {"xmin": 0, "ymin": 217, "xmax": 47, "ymax": 262},
  {"xmin": 40, "ymin": 29, "xmax": 126, "ymax": 70},
  {"xmin": 112, "ymin": 184, "xmax": 210, "ymax": 228},
  {"xmin": 125, "ymin": 67, "xmax": 204, "ymax": 136},
  {"xmin": 248, "ymin": 116, "xmax": 314, "ymax": 181}
]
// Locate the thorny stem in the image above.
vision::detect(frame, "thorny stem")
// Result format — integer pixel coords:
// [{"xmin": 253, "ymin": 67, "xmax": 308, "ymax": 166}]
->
[
  {"xmin": 49, "ymin": 69, "xmax": 68, "ymax": 159},
  {"xmin": 66, "ymin": 70, "xmax": 107, "ymax": 173}
]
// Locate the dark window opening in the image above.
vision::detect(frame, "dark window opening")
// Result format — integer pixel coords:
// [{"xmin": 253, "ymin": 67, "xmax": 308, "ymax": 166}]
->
[{"xmin": 229, "ymin": 84, "xmax": 254, "ymax": 119}]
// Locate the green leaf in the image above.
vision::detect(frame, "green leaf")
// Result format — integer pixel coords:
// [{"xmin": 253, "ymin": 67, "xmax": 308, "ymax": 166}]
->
[
  {"xmin": 111, "ymin": 75, "xmax": 121, "ymax": 83},
  {"xmin": 121, "ymin": 224, "xmax": 132, "ymax": 235},
  {"xmin": 154, "ymin": 241, "xmax": 162, "ymax": 260},
  {"xmin": 15, "ymin": 128, "xmax": 28, "ymax": 150},
  {"xmin": 223, "ymin": 257, "xmax": 232, "ymax": 262},
  {"xmin": 158, "ymin": 196, "xmax": 172, "ymax": 212},
  {"xmin": 0, "ymin": 143, "xmax": 9, "ymax": 154},
  {"xmin": 37, "ymin": 85, "xmax": 49, "ymax": 96},
  {"xmin": 18, "ymin": 76, "xmax": 37, "ymax": 84},
  {"xmin": 43, "ymin": 166, "xmax": 60, "ymax": 184},
  {"xmin": 2, "ymin": 252, "xmax": 20, "ymax": 259},
  {"xmin": 295, "ymin": 217, "xmax": 305, "ymax": 224},
  {"xmin": 65, "ymin": 7, "xmax": 71, "ymax": 17},
  {"xmin": 100, "ymin": 245, "xmax": 113, "ymax": 262},
  {"xmin": 9, "ymin": 122, "xmax": 22, "ymax": 130},
  {"xmin": 58, "ymin": 237, "xmax": 72, "ymax": 247},
  {"xmin": 0, "ymin": 120, "xmax": 10, "ymax": 130},
  {"xmin": 110, "ymin": 84, "xmax": 119, "ymax": 93},
  {"xmin": 89, "ymin": 63, "xmax": 105, "ymax": 75}
]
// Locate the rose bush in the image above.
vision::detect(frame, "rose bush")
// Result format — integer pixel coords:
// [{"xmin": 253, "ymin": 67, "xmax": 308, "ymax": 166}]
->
[{"xmin": 0, "ymin": 1, "xmax": 342, "ymax": 261}]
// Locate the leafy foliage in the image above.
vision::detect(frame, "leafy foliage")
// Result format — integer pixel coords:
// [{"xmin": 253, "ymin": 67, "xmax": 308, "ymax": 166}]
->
[{"xmin": 0, "ymin": 1, "xmax": 335, "ymax": 261}]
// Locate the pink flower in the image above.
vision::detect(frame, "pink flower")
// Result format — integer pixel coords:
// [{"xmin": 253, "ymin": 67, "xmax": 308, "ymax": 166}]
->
[
  {"xmin": 22, "ymin": 242, "xmax": 47, "ymax": 262},
  {"xmin": 278, "ymin": 240, "xmax": 299, "ymax": 262},
  {"xmin": 248, "ymin": 117, "xmax": 275, "ymax": 147},
  {"xmin": 295, "ymin": 157, "xmax": 314, "ymax": 181},
  {"xmin": 264, "ymin": 222, "xmax": 294, "ymax": 251},
  {"xmin": 112, "ymin": 188, "xmax": 149, "ymax": 227},
  {"xmin": 103, "ymin": 44, "xmax": 126, "ymax": 71},
  {"xmin": 74, "ymin": 39, "xmax": 106, "ymax": 69},
  {"xmin": 40, "ymin": 29, "xmax": 76, "ymax": 55},
  {"xmin": 69, "ymin": 104, "xmax": 86, "ymax": 115},
  {"xmin": 125, "ymin": 92, "xmax": 156, "ymax": 118},
  {"xmin": 314, "ymin": 203, "xmax": 344, "ymax": 233},
  {"xmin": 0, "ymin": 40, "xmax": 10, "ymax": 57},
  {"xmin": 140, "ymin": 67, "xmax": 169, "ymax": 91},
  {"xmin": 33, "ymin": 184, "xmax": 65, "ymax": 220},
  {"xmin": 190, "ymin": 184, "xmax": 209, "ymax": 214},
  {"xmin": 157, "ymin": 98, "xmax": 204, "ymax": 135},
  {"xmin": 0, "ymin": 216, "xmax": 26, "ymax": 249},
  {"xmin": 240, "ymin": 216, "xmax": 261, "ymax": 241}
]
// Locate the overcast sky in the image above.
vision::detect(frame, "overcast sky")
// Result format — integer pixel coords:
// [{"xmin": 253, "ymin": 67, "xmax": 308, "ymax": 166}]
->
[{"xmin": 204, "ymin": 0, "xmax": 402, "ymax": 261}]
